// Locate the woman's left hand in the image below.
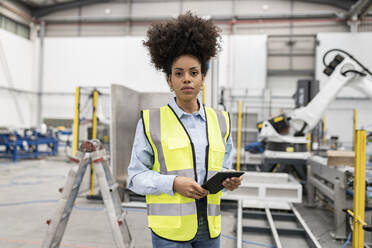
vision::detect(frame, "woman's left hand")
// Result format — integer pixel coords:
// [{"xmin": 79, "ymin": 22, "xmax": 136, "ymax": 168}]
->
[{"xmin": 222, "ymin": 176, "xmax": 242, "ymax": 191}]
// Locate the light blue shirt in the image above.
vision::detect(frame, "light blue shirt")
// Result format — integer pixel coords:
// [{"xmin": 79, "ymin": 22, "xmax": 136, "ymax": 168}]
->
[{"xmin": 128, "ymin": 98, "xmax": 233, "ymax": 196}]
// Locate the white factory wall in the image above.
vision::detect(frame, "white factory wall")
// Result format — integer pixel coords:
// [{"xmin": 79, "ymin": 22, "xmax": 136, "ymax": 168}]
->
[
  {"xmin": 42, "ymin": 36, "xmax": 167, "ymax": 119},
  {"xmin": 0, "ymin": 29, "xmax": 38, "ymax": 127},
  {"xmin": 228, "ymin": 35, "xmax": 267, "ymax": 90},
  {"xmin": 43, "ymin": 37, "xmax": 167, "ymax": 93},
  {"xmin": 325, "ymin": 99, "xmax": 372, "ymax": 146},
  {"xmin": 42, "ymin": 34, "xmax": 267, "ymax": 119}
]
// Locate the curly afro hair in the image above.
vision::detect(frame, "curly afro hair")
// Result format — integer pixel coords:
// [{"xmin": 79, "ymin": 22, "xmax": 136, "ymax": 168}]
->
[{"xmin": 143, "ymin": 12, "xmax": 221, "ymax": 77}]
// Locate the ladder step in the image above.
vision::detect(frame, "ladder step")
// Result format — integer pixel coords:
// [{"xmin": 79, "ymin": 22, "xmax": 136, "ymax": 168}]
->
[
  {"xmin": 118, "ymin": 211, "xmax": 126, "ymax": 222},
  {"xmin": 72, "ymin": 184, "xmax": 79, "ymax": 191},
  {"xmin": 109, "ymin": 183, "xmax": 119, "ymax": 192},
  {"xmin": 62, "ymin": 213, "xmax": 68, "ymax": 220}
]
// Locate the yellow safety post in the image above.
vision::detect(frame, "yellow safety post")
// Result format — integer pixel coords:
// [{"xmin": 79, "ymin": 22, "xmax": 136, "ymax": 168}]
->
[
  {"xmin": 352, "ymin": 129, "xmax": 367, "ymax": 248},
  {"xmin": 307, "ymin": 134, "xmax": 311, "ymax": 152},
  {"xmin": 354, "ymin": 109, "xmax": 358, "ymax": 150},
  {"xmin": 72, "ymin": 87, "xmax": 80, "ymax": 156},
  {"xmin": 236, "ymin": 101, "xmax": 242, "ymax": 171},
  {"xmin": 92, "ymin": 90, "xmax": 98, "ymax": 140},
  {"xmin": 202, "ymin": 84, "xmax": 206, "ymax": 105},
  {"xmin": 89, "ymin": 90, "xmax": 99, "ymax": 196}
]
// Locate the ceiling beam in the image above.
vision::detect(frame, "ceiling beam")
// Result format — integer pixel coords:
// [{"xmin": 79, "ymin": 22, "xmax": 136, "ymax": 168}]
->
[
  {"xmin": 32, "ymin": 0, "xmax": 111, "ymax": 18},
  {"xmin": 345, "ymin": 0, "xmax": 372, "ymax": 18},
  {"xmin": 16, "ymin": 0, "xmax": 39, "ymax": 9},
  {"xmin": 294, "ymin": 0, "xmax": 357, "ymax": 11},
  {"xmin": 360, "ymin": 4, "xmax": 372, "ymax": 17}
]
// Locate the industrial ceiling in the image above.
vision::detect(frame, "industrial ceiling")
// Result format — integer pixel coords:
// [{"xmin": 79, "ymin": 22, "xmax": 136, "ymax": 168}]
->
[{"xmin": 13, "ymin": 0, "xmax": 372, "ymax": 18}]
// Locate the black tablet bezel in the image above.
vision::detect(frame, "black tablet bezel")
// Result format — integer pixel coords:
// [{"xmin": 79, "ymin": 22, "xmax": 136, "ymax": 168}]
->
[{"xmin": 202, "ymin": 171, "xmax": 244, "ymax": 194}]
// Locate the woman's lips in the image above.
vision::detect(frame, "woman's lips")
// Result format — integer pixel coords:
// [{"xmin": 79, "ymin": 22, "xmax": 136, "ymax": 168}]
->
[{"xmin": 181, "ymin": 87, "xmax": 194, "ymax": 93}]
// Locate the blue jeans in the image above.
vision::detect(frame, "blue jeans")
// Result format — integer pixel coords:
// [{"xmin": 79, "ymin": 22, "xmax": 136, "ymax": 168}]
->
[
  {"xmin": 151, "ymin": 226, "xmax": 220, "ymax": 248},
  {"xmin": 151, "ymin": 198, "xmax": 220, "ymax": 248}
]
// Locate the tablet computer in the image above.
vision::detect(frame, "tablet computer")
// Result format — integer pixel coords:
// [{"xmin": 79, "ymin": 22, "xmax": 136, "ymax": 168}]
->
[{"xmin": 202, "ymin": 171, "xmax": 244, "ymax": 194}]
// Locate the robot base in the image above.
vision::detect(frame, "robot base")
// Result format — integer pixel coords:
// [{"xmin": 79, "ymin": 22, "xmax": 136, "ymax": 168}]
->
[
  {"xmin": 262, "ymin": 149, "xmax": 311, "ymax": 181},
  {"xmin": 266, "ymin": 142, "xmax": 308, "ymax": 153}
]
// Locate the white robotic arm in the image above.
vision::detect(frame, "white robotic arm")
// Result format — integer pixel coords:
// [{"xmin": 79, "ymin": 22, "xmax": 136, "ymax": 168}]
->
[
  {"xmin": 348, "ymin": 75, "xmax": 372, "ymax": 99},
  {"xmin": 290, "ymin": 58, "xmax": 372, "ymax": 134},
  {"xmin": 259, "ymin": 49, "xmax": 372, "ymax": 146}
]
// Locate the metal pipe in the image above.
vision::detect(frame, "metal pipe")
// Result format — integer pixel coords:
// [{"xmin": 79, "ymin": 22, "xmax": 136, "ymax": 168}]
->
[
  {"xmin": 345, "ymin": 0, "xmax": 372, "ymax": 19},
  {"xmin": 265, "ymin": 207, "xmax": 282, "ymax": 248},
  {"xmin": 42, "ymin": 13, "xmax": 370, "ymax": 25},
  {"xmin": 0, "ymin": 86, "xmax": 36, "ymax": 94},
  {"xmin": 290, "ymin": 203, "xmax": 322, "ymax": 248},
  {"xmin": 0, "ymin": 2, "xmax": 37, "ymax": 24},
  {"xmin": 237, "ymin": 199, "xmax": 242, "ymax": 248},
  {"xmin": 236, "ymin": 101, "xmax": 242, "ymax": 171},
  {"xmin": 37, "ymin": 21, "xmax": 45, "ymax": 126},
  {"xmin": 308, "ymin": 176, "xmax": 334, "ymax": 200},
  {"xmin": 89, "ymin": 90, "xmax": 99, "ymax": 196}
]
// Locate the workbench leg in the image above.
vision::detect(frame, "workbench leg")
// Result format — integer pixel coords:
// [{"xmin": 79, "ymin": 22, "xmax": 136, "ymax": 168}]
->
[
  {"xmin": 12, "ymin": 146, "xmax": 17, "ymax": 162},
  {"xmin": 365, "ymin": 210, "xmax": 372, "ymax": 245},
  {"xmin": 332, "ymin": 179, "xmax": 347, "ymax": 240},
  {"xmin": 306, "ymin": 165, "xmax": 315, "ymax": 206},
  {"xmin": 35, "ymin": 145, "xmax": 39, "ymax": 159}
]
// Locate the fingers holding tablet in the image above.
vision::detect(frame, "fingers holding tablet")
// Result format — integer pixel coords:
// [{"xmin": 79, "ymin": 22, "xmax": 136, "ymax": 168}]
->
[{"xmin": 222, "ymin": 176, "xmax": 242, "ymax": 191}]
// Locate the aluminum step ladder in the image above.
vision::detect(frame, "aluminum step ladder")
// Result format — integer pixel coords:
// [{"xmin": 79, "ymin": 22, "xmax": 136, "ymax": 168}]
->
[{"xmin": 42, "ymin": 139, "xmax": 134, "ymax": 248}]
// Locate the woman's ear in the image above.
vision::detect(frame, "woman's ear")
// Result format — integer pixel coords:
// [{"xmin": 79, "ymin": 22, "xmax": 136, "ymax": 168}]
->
[{"xmin": 168, "ymin": 76, "xmax": 173, "ymax": 92}]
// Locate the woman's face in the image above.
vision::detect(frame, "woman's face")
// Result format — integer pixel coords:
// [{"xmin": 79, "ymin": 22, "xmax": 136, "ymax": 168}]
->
[{"xmin": 168, "ymin": 55, "xmax": 204, "ymax": 102}]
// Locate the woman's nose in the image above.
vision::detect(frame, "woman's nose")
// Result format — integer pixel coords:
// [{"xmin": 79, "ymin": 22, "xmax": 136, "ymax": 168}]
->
[{"xmin": 184, "ymin": 72, "xmax": 192, "ymax": 83}]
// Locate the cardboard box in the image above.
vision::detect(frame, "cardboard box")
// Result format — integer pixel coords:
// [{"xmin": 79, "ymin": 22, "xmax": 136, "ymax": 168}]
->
[{"xmin": 327, "ymin": 150, "xmax": 355, "ymax": 167}]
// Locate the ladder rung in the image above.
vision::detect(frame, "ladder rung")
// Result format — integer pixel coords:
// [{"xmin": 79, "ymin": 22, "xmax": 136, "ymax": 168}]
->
[
  {"xmin": 109, "ymin": 183, "xmax": 119, "ymax": 192},
  {"xmin": 62, "ymin": 213, "xmax": 68, "ymax": 220},
  {"xmin": 72, "ymin": 184, "xmax": 79, "ymax": 191},
  {"xmin": 118, "ymin": 211, "xmax": 126, "ymax": 222}
]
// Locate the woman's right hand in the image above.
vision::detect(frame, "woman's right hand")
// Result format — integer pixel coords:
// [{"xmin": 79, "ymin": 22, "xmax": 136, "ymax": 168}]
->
[{"xmin": 173, "ymin": 176, "xmax": 209, "ymax": 199}]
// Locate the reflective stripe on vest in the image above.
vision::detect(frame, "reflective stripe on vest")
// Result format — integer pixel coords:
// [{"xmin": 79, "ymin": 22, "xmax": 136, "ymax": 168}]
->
[{"xmin": 142, "ymin": 105, "xmax": 230, "ymax": 241}]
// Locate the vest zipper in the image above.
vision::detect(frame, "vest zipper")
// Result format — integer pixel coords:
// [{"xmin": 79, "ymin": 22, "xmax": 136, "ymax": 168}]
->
[{"xmin": 202, "ymin": 105, "xmax": 214, "ymax": 238}]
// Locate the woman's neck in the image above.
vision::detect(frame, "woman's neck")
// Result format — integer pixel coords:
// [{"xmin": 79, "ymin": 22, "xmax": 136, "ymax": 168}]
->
[{"xmin": 176, "ymin": 98, "xmax": 199, "ymax": 114}]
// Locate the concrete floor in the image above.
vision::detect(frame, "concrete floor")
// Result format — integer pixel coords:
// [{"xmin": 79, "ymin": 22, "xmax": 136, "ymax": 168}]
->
[{"xmin": 0, "ymin": 156, "xmax": 352, "ymax": 248}]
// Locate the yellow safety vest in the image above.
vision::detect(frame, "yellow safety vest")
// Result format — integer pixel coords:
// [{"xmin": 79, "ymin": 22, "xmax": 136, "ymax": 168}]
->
[{"xmin": 141, "ymin": 104, "xmax": 230, "ymax": 241}]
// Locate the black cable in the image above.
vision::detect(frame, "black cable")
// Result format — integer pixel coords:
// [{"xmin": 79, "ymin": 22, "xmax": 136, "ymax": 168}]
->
[
  {"xmin": 322, "ymin": 48, "xmax": 372, "ymax": 76},
  {"xmin": 341, "ymin": 69, "xmax": 367, "ymax": 77}
]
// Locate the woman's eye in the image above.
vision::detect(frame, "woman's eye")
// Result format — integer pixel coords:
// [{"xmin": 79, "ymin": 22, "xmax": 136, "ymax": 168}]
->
[
  {"xmin": 192, "ymin": 71, "xmax": 198, "ymax": 76},
  {"xmin": 175, "ymin": 72, "xmax": 182, "ymax": 77}
]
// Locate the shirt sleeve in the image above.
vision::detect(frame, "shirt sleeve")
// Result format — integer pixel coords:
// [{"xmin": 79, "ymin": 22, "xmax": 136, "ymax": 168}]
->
[{"xmin": 127, "ymin": 119, "xmax": 176, "ymax": 196}]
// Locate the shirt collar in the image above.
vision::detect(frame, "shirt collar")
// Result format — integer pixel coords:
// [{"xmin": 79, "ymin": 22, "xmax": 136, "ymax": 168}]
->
[{"xmin": 169, "ymin": 97, "xmax": 206, "ymax": 121}]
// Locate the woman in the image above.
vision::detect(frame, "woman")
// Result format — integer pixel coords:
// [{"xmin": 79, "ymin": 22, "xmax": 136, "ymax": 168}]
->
[{"xmin": 128, "ymin": 12, "xmax": 242, "ymax": 248}]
